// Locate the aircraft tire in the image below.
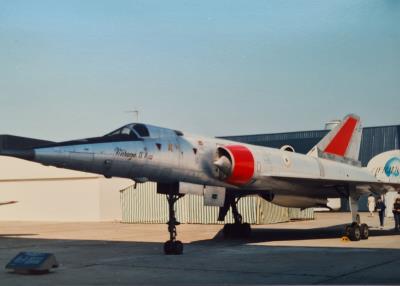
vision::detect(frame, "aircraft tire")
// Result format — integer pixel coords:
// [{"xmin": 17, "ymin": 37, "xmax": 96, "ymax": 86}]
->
[
  {"xmin": 223, "ymin": 223, "xmax": 251, "ymax": 239},
  {"xmin": 360, "ymin": 223, "xmax": 369, "ymax": 240},
  {"xmin": 348, "ymin": 223, "xmax": 361, "ymax": 241},
  {"xmin": 241, "ymin": 223, "xmax": 251, "ymax": 238},
  {"xmin": 223, "ymin": 224, "xmax": 233, "ymax": 238},
  {"xmin": 173, "ymin": 241, "xmax": 184, "ymax": 254},
  {"xmin": 164, "ymin": 240, "xmax": 183, "ymax": 255}
]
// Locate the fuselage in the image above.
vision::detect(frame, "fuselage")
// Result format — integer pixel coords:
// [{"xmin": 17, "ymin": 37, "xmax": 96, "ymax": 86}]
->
[{"xmin": 24, "ymin": 123, "xmax": 379, "ymax": 208}]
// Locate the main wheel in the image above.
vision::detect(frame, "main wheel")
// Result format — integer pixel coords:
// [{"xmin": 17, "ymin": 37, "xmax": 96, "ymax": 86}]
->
[
  {"xmin": 348, "ymin": 223, "xmax": 361, "ymax": 241},
  {"xmin": 223, "ymin": 223, "xmax": 251, "ymax": 239},
  {"xmin": 231, "ymin": 224, "xmax": 243, "ymax": 238},
  {"xmin": 223, "ymin": 224, "xmax": 233, "ymax": 238},
  {"xmin": 241, "ymin": 223, "xmax": 251, "ymax": 238},
  {"xmin": 360, "ymin": 223, "xmax": 369, "ymax": 240}
]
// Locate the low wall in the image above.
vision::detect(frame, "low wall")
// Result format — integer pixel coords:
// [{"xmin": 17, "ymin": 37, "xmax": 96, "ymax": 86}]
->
[{"xmin": 120, "ymin": 183, "xmax": 314, "ymax": 224}]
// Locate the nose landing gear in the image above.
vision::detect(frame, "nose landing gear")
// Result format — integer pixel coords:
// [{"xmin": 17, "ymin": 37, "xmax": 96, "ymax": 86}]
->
[{"xmin": 164, "ymin": 194, "xmax": 184, "ymax": 255}]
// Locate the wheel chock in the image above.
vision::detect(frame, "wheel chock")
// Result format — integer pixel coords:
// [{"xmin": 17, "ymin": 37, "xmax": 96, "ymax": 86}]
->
[{"xmin": 341, "ymin": 236, "xmax": 350, "ymax": 242}]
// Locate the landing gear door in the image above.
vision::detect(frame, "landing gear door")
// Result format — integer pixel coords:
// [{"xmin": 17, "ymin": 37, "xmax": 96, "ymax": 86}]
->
[
  {"xmin": 204, "ymin": 186, "xmax": 226, "ymax": 207},
  {"xmin": 179, "ymin": 182, "xmax": 204, "ymax": 195}
]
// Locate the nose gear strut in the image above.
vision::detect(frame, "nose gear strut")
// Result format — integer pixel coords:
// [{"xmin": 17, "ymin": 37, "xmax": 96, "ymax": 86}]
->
[{"xmin": 164, "ymin": 194, "xmax": 184, "ymax": 255}]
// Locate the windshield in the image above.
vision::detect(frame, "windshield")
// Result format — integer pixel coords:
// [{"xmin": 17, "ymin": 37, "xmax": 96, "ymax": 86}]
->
[
  {"xmin": 105, "ymin": 126, "xmax": 139, "ymax": 140},
  {"xmin": 133, "ymin": 124, "xmax": 150, "ymax": 137}
]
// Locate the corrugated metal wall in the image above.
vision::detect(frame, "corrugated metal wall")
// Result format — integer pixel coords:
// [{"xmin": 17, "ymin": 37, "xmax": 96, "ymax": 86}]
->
[
  {"xmin": 257, "ymin": 198, "xmax": 289, "ymax": 224},
  {"xmin": 120, "ymin": 183, "xmax": 313, "ymax": 224},
  {"xmin": 358, "ymin": 126, "xmax": 399, "ymax": 166},
  {"xmin": 288, "ymin": 208, "xmax": 314, "ymax": 220}
]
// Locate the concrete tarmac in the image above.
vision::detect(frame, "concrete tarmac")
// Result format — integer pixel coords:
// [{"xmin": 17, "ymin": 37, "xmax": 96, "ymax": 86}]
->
[{"xmin": 0, "ymin": 213, "xmax": 399, "ymax": 285}]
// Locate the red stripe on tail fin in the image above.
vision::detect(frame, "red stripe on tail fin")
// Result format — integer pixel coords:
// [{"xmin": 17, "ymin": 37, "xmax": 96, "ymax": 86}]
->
[{"xmin": 324, "ymin": 116, "xmax": 358, "ymax": 157}]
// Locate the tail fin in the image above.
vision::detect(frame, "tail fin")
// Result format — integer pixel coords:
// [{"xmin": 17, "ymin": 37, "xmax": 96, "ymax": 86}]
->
[{"xmin": 308, "ymin": 114, "xmax": 362, "ymax": 165}]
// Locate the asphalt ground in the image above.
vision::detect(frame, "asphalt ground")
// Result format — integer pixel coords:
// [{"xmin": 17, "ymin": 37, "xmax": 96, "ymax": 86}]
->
[{"xmin": 0, "ymin": 212, "xmax": 399, "ymax": 285}]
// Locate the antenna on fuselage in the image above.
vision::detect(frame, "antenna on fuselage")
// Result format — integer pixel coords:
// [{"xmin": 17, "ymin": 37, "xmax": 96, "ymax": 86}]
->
[{"xmin": 125, "ymin": 109, "xmax": 139, "ymax": 122}]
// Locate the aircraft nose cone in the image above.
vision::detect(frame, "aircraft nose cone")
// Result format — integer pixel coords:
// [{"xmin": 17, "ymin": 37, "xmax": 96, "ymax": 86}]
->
[{"xmin": 0, "ymin": 149, "xmax": 35, "ymax": 161}]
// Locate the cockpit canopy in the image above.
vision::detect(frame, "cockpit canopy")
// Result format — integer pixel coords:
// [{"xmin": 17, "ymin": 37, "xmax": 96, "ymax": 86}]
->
[
  {"xmin": 105, "ymin": 124, "xmax": 149, "ymax": 141},
  {"xmin": 42, "ymin": 123, "xmax": 184, "ymax": 148},
  {"xmin": 104, "ymin": 123, "xmax": 182, "ymax": 140}
]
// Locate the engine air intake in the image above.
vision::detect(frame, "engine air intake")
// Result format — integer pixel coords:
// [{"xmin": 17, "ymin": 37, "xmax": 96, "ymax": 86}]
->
[{"xmin": 214, "ymin": 145, "xmax": 255, "ymax": 185}]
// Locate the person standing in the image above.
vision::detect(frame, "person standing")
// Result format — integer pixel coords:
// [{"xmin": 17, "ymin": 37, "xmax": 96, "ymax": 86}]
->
[
  {"xmin": 393, "ymin": 198, "xmax": 400, "ymax": 232},
  {"xmin": 368, "ymin": 194, "xmax": 376, "ymax": 217},
  {"xmin": 376, "ymin": 197, "xmax": 386, "ymax": 229}
]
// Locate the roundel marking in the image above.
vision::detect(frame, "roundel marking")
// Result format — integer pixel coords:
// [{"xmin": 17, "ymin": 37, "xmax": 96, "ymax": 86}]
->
[
  {"xmin": 224, "ymin": 145, "xmax": 255, "ymax": 185},
  {"xmin": 282, "ymin": 153, "xmax": 292, "ymax": 168}
]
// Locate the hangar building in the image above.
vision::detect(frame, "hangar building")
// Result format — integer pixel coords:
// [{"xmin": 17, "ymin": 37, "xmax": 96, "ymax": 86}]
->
[{"xmin": 0, "ymin": 155, "xmax": 132, "ymax": 221}]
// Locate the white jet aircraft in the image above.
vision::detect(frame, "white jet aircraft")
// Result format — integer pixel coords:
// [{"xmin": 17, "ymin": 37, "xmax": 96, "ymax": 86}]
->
[{"xmin": 1, "ymin": 114, "xmax": 399, "ymax": 254}]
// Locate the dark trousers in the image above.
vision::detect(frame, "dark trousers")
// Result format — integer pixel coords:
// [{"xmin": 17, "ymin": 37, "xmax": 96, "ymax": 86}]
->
[
  {"xmin": 394, "ymin": 213, "xmax": 400, "ymax": 230},
  {"xmin": 378, "ymin": 211, "xmax": 385, "ymax": 227}
]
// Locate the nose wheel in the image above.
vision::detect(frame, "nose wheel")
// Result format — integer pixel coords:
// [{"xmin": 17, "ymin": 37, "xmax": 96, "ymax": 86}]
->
[
  {"xmin": 164, "ymin": 240, "xmax": 183, "ymax": 255},
  {"xmin": 164, "ymin": 194, "xmax": 184, "ymax": 255}
]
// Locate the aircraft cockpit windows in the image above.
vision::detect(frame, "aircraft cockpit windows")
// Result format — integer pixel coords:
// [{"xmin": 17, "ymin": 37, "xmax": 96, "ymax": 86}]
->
[
  {"xmin": 104, "ymin": 127, "xmax": 139, "ymax": 140},
  {"xmin": 107, "ymin": 130, "xmax": 121, "ymax": 137},
  {"xmin": 120, "ymin": 127, "xmax": 132, "ymax": 135},
  {"xmin": 133, "ymin": 124, "xmax": 150, "ymax": 137}
]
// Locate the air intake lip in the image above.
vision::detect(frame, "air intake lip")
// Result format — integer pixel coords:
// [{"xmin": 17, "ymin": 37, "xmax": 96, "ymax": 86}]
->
[{"xmin": 214, "ymin": 145, "xmax": 255, "ymax": 186}]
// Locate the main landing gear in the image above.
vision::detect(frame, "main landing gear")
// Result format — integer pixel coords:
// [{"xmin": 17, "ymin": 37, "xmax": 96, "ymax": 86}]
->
[
  {"xmin": 345, "ymin": 222, "xmax": 369, "ymax": 241},
  {"xmin": 345, "ymin": 194, "xmax": 369, "ymax": 241},
  {"xmin": 221, "ymin": 196, "xmax": 252, "ymax": 239},
  {"xmin": 164, "ymin": 194, "xmax": 184, "ymax": 255}
]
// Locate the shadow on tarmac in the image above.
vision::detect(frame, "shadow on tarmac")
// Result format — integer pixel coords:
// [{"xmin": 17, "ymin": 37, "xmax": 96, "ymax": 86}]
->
[
  {"xmin": 197, "ymin": 223, "xmax": 400, "ymax": 245},
  {"xmin": 0, "ymin": 223, "xmax": 398, "ymax": 247}
]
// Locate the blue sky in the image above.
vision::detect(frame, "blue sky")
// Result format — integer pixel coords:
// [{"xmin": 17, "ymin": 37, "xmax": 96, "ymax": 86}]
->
[{"xmin": 0, "ymin": 0, "xmax": 399, "ymax": 141}]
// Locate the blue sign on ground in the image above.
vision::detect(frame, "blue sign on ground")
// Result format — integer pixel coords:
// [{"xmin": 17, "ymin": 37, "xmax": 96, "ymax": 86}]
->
[
  {"xmin": 6, "ymin": 252, "xmax": 59, "ymax": 274},
  {"xmin": 6, "ymin": 252, "xmax": 50, "ymax": 269}
]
